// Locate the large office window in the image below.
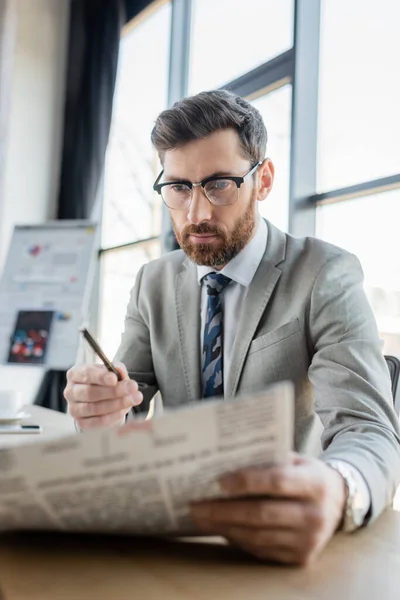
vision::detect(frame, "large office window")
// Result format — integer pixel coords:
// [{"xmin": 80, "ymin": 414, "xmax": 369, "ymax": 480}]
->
[
  {"xmin": 99, "ymin": 1, "xmax": 171, "ymax": 357},
  {"xmin": 317, "ymin": 0, "xmax": 400, "ymax": 191},
  {"xmin": 251, "ymin": 85, "xmax": 292, "ymax": 232},
  {"xmin": 316, "ymin": 190, "xmax": 400, "ymax": 356},
  {"xmin": 99, "ymin": 0, "xmax": 294, "ymax": 357},
  {"xmin": 189, "ymin": 0, "xmax": 294, "ymax": 94},
  {"xmin": 100, "ymin": 241, "xmax": 161, "ymax": 359},
  {"xmin": 190, "ymin": 0, "xmax": 294, "ymax": 232},
  {"xmin": 100, "ymin": 0, "xmax": 399, "ymax": 362},
  {"xmin": 315, "ymin": 0, "xmax": 400, "ymax": 356}
]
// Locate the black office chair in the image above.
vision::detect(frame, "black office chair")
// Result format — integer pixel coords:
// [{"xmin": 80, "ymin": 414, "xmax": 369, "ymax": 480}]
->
[{"xmin": 385, "ymin": 355, "xmax": 400, "ymax": 416}]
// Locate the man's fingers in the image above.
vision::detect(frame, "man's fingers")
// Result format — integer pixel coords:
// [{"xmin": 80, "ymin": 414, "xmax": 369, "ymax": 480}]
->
[
  {"xmin": 226, "ymin": 536, "xmax": 296, "ymax": 565},
  {"xmin": 220, "ymin": 461, "xmax": 326, "ymax": 501},
  {"xmin": 75, "ymin": 410, "xmax": 128, "ymax": 431},
  {"xmin": 227, "ymin": 526, "xmax": 324, "ymax": 565},
  {"xmin": 67, "ymin": 364, "xmax": 120, "ymax": 386},
  {"xmin": 69, "ymin": 379, "xmax": 139, "ymax": 403},
  {"xmin": 191, "ymin": 499, "xmax": 308, "ymax": 529},
  {"xmin": 224, "ymin": 530, "xmax": 306, "ymax": 565},
  {"xmin": 69, "ymin": 397, "xmax": 135, "ymax": 420},
  {"xmin": 197, "ymin": 524, "xmax": 302, "ymax": 563},
  {"xmin": 191, "ymin": 456, "xmax": 341, "ymax": 565},
  {"xmin": 64, "ymin": 363, "xmax": 144, "ymax": 431}
]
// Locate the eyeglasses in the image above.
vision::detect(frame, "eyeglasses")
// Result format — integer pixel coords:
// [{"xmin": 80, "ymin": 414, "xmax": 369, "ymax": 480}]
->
[{"xmin": 153, "ymin": 162, "xmax": 262, "ymax": 210}]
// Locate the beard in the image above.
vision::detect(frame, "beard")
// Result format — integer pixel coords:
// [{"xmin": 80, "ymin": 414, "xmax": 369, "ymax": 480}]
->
[{"xmin": 172, "ymin": 191, "xmax": 257, "ymax": 267}]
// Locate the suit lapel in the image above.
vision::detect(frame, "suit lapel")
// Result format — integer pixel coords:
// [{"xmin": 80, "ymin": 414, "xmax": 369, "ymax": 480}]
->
[
  {"xmin": 175, "ymin": 260, "xmax": 202, "ymax": 402},
  {"xmin": 225, "ymin": 221, "xmax": 287, "ymax": 398}
]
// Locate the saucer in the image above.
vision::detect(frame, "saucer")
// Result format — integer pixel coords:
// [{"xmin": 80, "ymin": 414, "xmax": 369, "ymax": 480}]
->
[{"xmin": 0, "ymin": 411, "xmax": 31, "ymax": 424}]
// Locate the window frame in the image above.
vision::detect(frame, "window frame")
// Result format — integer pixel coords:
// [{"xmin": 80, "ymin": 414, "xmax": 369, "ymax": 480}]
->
[
  {"xmin": 101, "ymin": 0, "xmax": 400, "ymax": 254},
  {"xmin": 98, "ymin": 0, "xmax": 400, "ymax": 350}
]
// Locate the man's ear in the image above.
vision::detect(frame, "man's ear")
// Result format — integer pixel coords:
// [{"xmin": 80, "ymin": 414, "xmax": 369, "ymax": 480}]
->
[{"xmin": 256, "ymin": 158, "xmax": 275, "ymax": 203}]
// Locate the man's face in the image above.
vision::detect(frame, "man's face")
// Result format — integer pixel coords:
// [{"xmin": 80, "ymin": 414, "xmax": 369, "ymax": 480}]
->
[{"xmin": 162, "ymin": 128, "xmax": 273, "ymax": 268}]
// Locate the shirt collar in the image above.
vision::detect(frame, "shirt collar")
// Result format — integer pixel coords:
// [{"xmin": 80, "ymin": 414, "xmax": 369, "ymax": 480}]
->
[{"xmin": 197, "ymin": 218, "xmax": 268, "ymax": 288}]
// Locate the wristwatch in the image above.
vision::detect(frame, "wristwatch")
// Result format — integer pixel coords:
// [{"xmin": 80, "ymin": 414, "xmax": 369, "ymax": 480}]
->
[{"xmin": 326, "ymin": 459, "xmax": 367, "ymax": 532}]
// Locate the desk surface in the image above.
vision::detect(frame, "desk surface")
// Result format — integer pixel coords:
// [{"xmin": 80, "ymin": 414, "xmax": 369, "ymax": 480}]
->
[
  {"xmin": 0, "ymin": 404, "xmax": 75, "ymax": 448},
  {"xmin": 0, "ymin": 510, "xmax": 400, "ymax": 600},
  {"xmin": 1, "ymin": 406, "xmax": 399, "ymax": 600}
]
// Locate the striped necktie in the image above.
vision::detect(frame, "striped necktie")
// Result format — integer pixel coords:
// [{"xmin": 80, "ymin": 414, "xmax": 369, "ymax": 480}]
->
[{"xmin": 202, "ymin": 272, "xmax": 232, "ymax": 398}]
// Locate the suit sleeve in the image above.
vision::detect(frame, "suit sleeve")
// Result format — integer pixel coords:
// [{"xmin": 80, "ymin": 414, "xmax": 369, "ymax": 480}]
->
[
  {"xmin": 113, "ymin": 265, "xmax": 158, "ymax": 414},
  {"xmin": 308, "ymin": 251, "xmax": 400, "ymax": 521}
]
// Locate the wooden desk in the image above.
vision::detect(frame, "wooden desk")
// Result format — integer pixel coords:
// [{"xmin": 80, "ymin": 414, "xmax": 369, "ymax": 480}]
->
[
  {"xmin": 1, "ymin": 407, "xmax": 399, "ymax": 599},
  {"xmin": 0, "ymin": 510, "xmax": 399, "ymax": 600}
]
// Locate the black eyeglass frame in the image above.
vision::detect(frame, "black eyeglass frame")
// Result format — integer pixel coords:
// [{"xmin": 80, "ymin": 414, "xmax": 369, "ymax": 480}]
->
[{"xmin": 152, "ymin": 161, "xmax": 262, "ymax": 209}]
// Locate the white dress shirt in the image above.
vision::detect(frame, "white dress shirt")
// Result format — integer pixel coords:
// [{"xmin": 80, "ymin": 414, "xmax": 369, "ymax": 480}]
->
[
  {"xmin": 197, "ymin": 218, "xmax": 268, "ymax": 387},
  {"xmin": 196, "ymin": 217, "xmax": 371, "ymax": 525}
]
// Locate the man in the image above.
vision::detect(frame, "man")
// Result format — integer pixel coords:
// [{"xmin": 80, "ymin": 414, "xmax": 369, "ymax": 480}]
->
[{"xmin": 65, "ymin": 90, "xmax": 400, "ymax": 565}]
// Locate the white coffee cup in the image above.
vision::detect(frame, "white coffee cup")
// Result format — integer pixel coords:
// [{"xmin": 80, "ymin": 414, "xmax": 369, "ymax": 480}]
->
[{"xmin": 0, "ymin": 390, "xmax": 21, "ymax": 418}]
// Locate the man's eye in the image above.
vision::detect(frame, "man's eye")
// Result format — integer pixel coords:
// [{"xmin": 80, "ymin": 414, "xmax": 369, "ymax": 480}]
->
[
  {"xmin": 208, "ymin": 180, "xmax": 230, "ymax": 191},
  {"xmin": 171, "ymin": 184, "xmax": 190, "ymax": 193}
]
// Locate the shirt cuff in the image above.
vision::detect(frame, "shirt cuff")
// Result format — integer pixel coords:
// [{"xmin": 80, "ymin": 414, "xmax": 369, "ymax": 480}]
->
[{"xmin": 326, "ymin": 459, "xmax": 371, "ymax": 525}]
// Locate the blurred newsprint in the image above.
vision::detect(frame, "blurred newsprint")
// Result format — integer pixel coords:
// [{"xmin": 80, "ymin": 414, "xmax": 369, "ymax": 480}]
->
[{"xmin": 0, "ymin": 382, "xmax": 293, "ymax": 535}]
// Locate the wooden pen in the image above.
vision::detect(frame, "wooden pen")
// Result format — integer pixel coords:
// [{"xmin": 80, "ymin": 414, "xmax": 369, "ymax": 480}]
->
[{"xmin": 80, "ymin": 327, "xmax": 123, "ymax": 381}]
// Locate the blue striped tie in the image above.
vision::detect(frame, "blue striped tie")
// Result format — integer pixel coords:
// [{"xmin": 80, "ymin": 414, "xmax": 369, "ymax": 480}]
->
[{"xmin": 202, "ymin": 273, "xmax": 232, "ymax": 398}]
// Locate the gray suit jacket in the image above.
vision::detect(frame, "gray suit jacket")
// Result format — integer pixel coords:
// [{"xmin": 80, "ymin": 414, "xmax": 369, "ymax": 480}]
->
[{"xmin": 115, "ymin": 220, "xmax": 400, "ymax": 521}]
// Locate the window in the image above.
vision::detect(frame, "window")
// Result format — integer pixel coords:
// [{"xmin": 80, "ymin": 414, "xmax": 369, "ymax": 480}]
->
[
  {"xmin": 99, "ymin": 241, "xmax": 160, "ymax": 358},
  {"xmin": 316, "ymin": 189, "xmax": 400, "ymax": 356},
  {"xmin": 99, "ymin": 2, "xmax": 171, "ymax": 355},
  {"xmin": 189, "ymin": 0, "xmax": 294, "ymax": 94},
  {"xmin": 251, "ymin": 85, "xmax": 292, "ymax": 232},
  {"xmin": 316, "ymin": 0, "xmax": 400, "ymax": 359},
  {"xmin": 102, "ymin": 2, "xmax": 171, "ymax": 249},
  {"xmin": 99, "ymin": 0, "xmax": 400, "ymax": 363},
  {"xmin": 317, "ymin": 0, "xmax": 400, "ymax": 192}
]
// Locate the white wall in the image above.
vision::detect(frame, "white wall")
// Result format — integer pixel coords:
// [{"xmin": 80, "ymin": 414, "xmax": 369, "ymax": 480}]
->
[{"xmin": 0, "ymin": 0, "xmax": 70, "ymax": 266}]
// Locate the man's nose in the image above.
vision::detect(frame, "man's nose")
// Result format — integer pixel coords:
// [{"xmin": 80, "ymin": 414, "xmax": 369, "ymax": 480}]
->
[{"xmin": 186, "ymin": 186, "xmax": 213, "ymax": 224}]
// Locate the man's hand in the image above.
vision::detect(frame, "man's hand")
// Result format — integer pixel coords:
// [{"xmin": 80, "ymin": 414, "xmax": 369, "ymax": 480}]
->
[
  {"xmin": 64, "ymin": 363, "xmax": 143, "ymax": 430},
  {"xmin": 191, "ymin": 454, "xmax": 346, "ymax": 565}
]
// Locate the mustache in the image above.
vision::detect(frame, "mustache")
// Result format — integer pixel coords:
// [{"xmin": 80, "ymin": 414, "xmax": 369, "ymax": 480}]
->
[{"xmin": 182, "ymin": 223, "xmax": 225, "ymax": 237}]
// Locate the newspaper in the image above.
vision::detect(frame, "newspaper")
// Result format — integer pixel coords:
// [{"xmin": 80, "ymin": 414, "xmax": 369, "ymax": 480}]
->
[{"xmin": 0, "ymin": 381, "xmax": 293, "ymax": 535}]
